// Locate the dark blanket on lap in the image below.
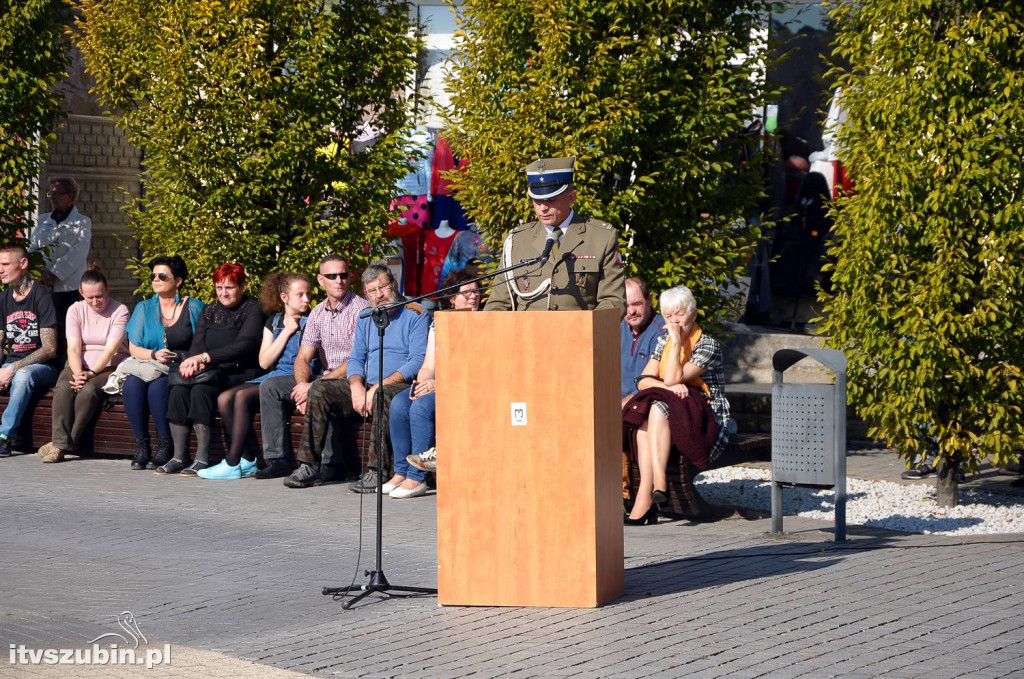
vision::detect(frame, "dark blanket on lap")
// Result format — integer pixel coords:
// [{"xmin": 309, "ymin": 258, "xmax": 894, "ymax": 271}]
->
[{"xmin": 622, "ymin": 386, "xmax": 720, "ymax": 472}]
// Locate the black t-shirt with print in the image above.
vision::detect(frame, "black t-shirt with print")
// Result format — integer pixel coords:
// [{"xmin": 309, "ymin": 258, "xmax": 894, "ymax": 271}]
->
[{"xmin": 1, "ymin": 282, "xmax": 58, "ymax": 363}]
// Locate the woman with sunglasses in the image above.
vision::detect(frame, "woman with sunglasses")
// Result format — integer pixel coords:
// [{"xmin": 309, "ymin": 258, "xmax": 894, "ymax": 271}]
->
[
  {"xmin": 123, "ymin": 256, "xmax": 205, "ymax": 470},
  {"xmin": 386, "ymin": 269, "xmax": 481, "ymax": 498}
]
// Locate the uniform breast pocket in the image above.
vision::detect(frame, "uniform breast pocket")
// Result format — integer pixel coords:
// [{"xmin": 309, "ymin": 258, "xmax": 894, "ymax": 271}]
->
[{"xmin": 571, "ymin": 261, "xmax": 599, "ymax": 294}]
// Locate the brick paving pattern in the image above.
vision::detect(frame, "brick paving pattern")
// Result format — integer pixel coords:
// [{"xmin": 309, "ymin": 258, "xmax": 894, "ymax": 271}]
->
[{"xmin": 2, "ymin": 453, "xmax": 1022, "ymax": 678}]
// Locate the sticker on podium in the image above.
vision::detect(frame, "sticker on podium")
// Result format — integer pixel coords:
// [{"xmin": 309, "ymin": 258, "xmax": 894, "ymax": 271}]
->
[{"xmin": 510, "ymin": 402, "xmax": 527, "ymax": 426}]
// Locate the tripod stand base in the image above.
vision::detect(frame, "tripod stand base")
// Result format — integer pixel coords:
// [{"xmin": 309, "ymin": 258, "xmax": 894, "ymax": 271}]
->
[{"xmin": 323, "ymin": 570, "xmax": 437, "ymax": 609}]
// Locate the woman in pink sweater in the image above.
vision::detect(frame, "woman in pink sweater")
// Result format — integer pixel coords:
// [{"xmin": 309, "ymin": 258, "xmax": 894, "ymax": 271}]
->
[{"xmin": 37, "ymin": 267, "xmax": 129, "ymax": 463}]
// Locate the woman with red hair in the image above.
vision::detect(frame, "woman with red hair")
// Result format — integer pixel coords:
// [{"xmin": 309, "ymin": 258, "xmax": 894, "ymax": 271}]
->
[{"xmin": 156, "ymin": 263, "xmax": 266, "ymax": 475}]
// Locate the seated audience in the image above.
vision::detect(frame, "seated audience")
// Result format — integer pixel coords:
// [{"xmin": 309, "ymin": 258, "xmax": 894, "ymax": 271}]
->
[
  {"xmin": 284, "ymin": 262, "xmax": 428, "ymax": 490},
  {"xmin": 157, "ymin": 263, "xmax": 265, "ymax": 476},
  {"xmin": 621, "ymin": 277, "xmax": 665, "ymax": 405},
  {"xmin": 623, "ymin": 285, "xmax": 730, "ymax": 525},
  {"xmin": 199, "ymin": 272, "xmax": 312, "ymax": 480},
  {"xmin": 38, "ymin": 268, "xmax": 129, "ymax": 463},
  {"xmin": 390, "ymin": 270, "xmax": 481, "ymax": 497},
  {"xmin": 0, "ymin": 243, "xmax": 60, "ymax": 457},
  {"xmin": 124, "ymin": 256, "xmax": 205, "ymax": 470},
  {"xmin": 255, "ymin": 256, "xmax": 368, "ymax": 480}
]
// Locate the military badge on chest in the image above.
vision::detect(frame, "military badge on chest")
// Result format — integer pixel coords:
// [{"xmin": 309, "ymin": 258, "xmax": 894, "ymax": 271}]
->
[{"xmin": 518, "ymin": 272, "xmax": 531, "ymax": 292}]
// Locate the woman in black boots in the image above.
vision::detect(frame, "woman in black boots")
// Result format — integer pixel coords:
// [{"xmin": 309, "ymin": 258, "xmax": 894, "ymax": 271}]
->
[{"xmin": 124, "ymin": 256, "xmax": 205, "ymax": 470}]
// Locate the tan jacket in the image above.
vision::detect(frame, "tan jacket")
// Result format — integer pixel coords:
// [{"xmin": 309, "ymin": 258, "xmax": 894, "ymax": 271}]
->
[{"xmin": 485, "ymin": 213, "xmax": 625, "ymax": 315}]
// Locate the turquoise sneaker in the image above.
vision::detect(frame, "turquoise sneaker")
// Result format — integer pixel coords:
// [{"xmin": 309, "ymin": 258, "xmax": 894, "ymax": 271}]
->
[
  {"xmin": 197, "ymin": 459, "xmax": 241, "ymax": 480},
  {"xmin": 240, "ymin": 457, "xmax": 258, "ymax": 478}
]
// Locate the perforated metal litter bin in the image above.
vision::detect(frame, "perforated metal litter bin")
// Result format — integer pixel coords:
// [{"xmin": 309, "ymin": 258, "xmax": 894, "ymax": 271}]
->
[{"xmin": 771, "ymin": 348, "xmax": 847, "ymax": 542}]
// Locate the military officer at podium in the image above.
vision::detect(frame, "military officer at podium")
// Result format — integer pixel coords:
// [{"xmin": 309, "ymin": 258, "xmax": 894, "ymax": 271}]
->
[{"xmin": 484, "ymin": 157, "xmax": 625, "ymax": 314}]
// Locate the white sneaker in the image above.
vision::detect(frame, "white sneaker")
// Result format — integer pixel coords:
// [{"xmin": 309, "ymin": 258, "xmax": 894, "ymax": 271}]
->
[
  {"xmin": 407, "ymin": 447, "xmax": 436, "ymax": 472},
  {"xmin": 390, "ymin": 482, "xmax": 428, "ymax": 499}
]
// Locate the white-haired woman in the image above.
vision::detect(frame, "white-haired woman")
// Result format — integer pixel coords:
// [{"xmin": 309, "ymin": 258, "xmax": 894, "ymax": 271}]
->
[{"xmin": 623, "ymin": 285, "xmax": 731, "ymax": 525}]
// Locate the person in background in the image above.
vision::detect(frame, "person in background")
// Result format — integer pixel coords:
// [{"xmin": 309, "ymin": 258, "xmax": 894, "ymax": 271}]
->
[
  {"xmin": 621, "ymin": 277, "xmax": 665, "ymax": 405},
  {"xmin": 623, "ymin": 285, "xmax": 731, "ymax": 526},
  {"xmin": 199, "ymin": 272, "xmax": 313, "ymax": 480},
  {"xmin": 391, "ymin": 269, "xmax": 481, "ymax": 496},
  {"xmin": 0, "ymin": 244, "xmax": 60, "ymax": 458},
  {"xmin": 255, "ymin": 256, "xmax": 369, "ymax": 480},
  {"xmin": 283, "ymin": 263, "xmax": 428, "ymax": 490},
  {"xmin": 123, "ymin": 256, "xmax": 204, "ymax": 470},
  {"xmin": 37, "ymin": 268, "xmax": 129, "ymax": 463},
  {"xmin": 30, "ymin": 177, "xmax": 92, "ymax": 337},
  {"xmin": 158, "ymin": 263, "xmax": 265, "ymax": 476}
]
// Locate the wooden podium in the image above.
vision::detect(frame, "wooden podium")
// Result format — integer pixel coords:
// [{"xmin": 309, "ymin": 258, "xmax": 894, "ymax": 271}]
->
[{"xmin": 434, "ymin": 309, "xmax": 624, "ymax": 607}]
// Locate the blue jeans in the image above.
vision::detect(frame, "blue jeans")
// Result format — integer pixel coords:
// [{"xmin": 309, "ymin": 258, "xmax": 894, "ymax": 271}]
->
[
  {"xmin": 388, "ymin": 390, "xmax": 436, "ymax": 482},
  {"xmin": 1, "ymin": 362, "xmax": 60, "ymax": 439},
  {"xmin": 123, "ymin": 375, "xmax": 171, "ymax": 439}
]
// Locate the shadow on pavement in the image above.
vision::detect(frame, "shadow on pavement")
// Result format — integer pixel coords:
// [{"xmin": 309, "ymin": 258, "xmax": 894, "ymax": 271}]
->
[{"xmin": 619, "ymin": 532, "xmax": 901, "ymax": 600}]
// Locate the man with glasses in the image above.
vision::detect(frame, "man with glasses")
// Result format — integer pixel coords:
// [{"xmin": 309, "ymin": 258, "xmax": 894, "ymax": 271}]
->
[
  {"xmin": 284, "ymin": 262, "xmax": 429, "ymax": 490},
  {"xmin": 256, "ymin": 255, "xmax": 369, "ymax": 479},
  {"xmin": 29, "ymin": 177, "xmax": 92, "ymax": 335}
]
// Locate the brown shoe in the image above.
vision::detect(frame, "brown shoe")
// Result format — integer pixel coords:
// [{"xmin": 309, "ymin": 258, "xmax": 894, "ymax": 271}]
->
[
  {"xmin": 36, "ymin": 442, "xmax": 55, "ymax": 460},
  {"xmin": 39, "ymin": 446, "xmax": 66, "ymax": 463}
]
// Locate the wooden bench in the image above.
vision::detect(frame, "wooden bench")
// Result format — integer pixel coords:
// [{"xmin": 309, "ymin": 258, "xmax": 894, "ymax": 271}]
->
[
  {"xmin": 626, "ymin": 433, "xmax": 771, "ymax": 521},
  {"xmin": 2, "ymin": 391, "xmax": 376, "ymax": 479}
]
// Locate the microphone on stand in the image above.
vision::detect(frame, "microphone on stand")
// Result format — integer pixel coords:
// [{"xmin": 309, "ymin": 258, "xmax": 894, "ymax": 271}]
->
[{"xmin": 537, "ymin": 232, "xmax": 559, "ymax": 264}]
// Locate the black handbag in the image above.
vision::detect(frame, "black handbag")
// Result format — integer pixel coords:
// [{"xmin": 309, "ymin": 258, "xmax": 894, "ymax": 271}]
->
[{"xmin": 167, "ymin": 362, "xmax": 221, "ymax": 387}]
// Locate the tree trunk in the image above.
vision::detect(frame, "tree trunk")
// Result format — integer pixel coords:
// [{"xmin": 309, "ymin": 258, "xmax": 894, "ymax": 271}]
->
[{"xmin": 935, "ymin": 456, "xmax": 959, "ymax": 508}]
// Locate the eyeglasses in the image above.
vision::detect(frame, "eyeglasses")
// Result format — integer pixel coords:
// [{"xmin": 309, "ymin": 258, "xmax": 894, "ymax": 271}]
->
[
  {"xmin": 150, "ymin": 273, "xmax": 171, "ymax": 282},
  {"xmin": 456, "ymin": 289, "xmax": 482, "ymax": 297},
  {"xmin": 46, "ymin": 190, "xmax": 67, "ymax": 198},
  {"xmin": 364, "ymin": 281, "xmax": 393, "ymax": 297},
  {"xmin": 320, "ymin": 272, "xmax": 349, "ymax": 281}
]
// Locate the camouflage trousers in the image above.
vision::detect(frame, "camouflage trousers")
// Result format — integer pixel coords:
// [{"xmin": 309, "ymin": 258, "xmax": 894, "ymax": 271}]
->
[{"xmin": 296, "ymin": 378, "xmax": 410, "ymax": 474}]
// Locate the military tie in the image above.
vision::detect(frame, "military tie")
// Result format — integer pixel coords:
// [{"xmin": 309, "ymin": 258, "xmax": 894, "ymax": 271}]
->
[{"xmin": 548, "ymin": 229, "xmax": 561, "ymax": 261}]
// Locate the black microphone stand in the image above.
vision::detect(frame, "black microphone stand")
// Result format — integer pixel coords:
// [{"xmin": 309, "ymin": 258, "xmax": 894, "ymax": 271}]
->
[{"xmin": 322, "ymin": 251, "xmax": 550, "ymax": 608}]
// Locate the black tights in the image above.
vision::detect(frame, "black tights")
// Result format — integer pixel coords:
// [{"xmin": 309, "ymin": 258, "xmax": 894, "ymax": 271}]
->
[{"xmin": 217, "ymin": 383, "xmax": 261, "ymax": 466}]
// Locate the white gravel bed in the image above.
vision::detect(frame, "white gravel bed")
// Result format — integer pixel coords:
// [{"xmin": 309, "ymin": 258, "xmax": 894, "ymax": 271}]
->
[{"xmin": 695, "ymin": 467, "xmax": 1024, "ymax": 536}]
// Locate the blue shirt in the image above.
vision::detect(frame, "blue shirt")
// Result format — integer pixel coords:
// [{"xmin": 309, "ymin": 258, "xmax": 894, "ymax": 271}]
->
[
  {"xmin": 127, "ymin": 295, "xmax": 205, "ymax": 351},
  {"xmin": 620, "ymin": 313, "xmax": 665, "ymax": 397},
  {"xmin": 348, "ymin": 304, "xmax": 430, "ymax": 386}
]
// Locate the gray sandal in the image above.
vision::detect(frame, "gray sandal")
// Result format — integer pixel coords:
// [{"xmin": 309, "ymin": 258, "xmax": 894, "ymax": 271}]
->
[
  {"xmin": 179, "ymin": 460, "xmax": 210, "ymax": 477},
  {"xmin": 154, "ymin": 458, "xmax": 189, "ymax": 475}
]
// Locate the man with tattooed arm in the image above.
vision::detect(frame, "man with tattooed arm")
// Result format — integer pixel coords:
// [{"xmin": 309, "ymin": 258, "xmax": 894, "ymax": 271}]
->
[{"xmin": 0, "ymin": 244, "xmax": 61, "ymax": 457}]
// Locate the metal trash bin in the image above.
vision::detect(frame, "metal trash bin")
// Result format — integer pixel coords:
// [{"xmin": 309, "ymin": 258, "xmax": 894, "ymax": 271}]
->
[{"xmin": 770, "ymin": 348, "xmax": 847, "ymax": 542}]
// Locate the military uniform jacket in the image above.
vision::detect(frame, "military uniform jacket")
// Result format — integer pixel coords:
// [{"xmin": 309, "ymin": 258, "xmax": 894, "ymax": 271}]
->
[{"xmin": 485, "ymin": 213, "xmax": 625, "ymax": 314}]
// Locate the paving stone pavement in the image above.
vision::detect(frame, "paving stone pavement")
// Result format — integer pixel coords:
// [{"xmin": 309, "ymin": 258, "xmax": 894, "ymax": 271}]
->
[{"xmin": 2, "ymin": 453, "xmax": 1023, "ymax": 678}]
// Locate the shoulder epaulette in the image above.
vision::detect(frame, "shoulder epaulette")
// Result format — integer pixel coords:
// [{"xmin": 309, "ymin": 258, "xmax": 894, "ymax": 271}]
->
[{"xmin": 507, "ymin": 221, "xmax": 535, "ymax": 236}]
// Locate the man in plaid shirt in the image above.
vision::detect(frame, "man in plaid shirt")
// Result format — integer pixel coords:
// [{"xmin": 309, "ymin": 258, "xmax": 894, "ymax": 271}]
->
[
  {"xmin": 255, "ymin": 255, "xmax": 369, "ymax": 479},
  {"xmin": 285, "ymin": 263, "xmax": 428, "ymax": 490}
]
